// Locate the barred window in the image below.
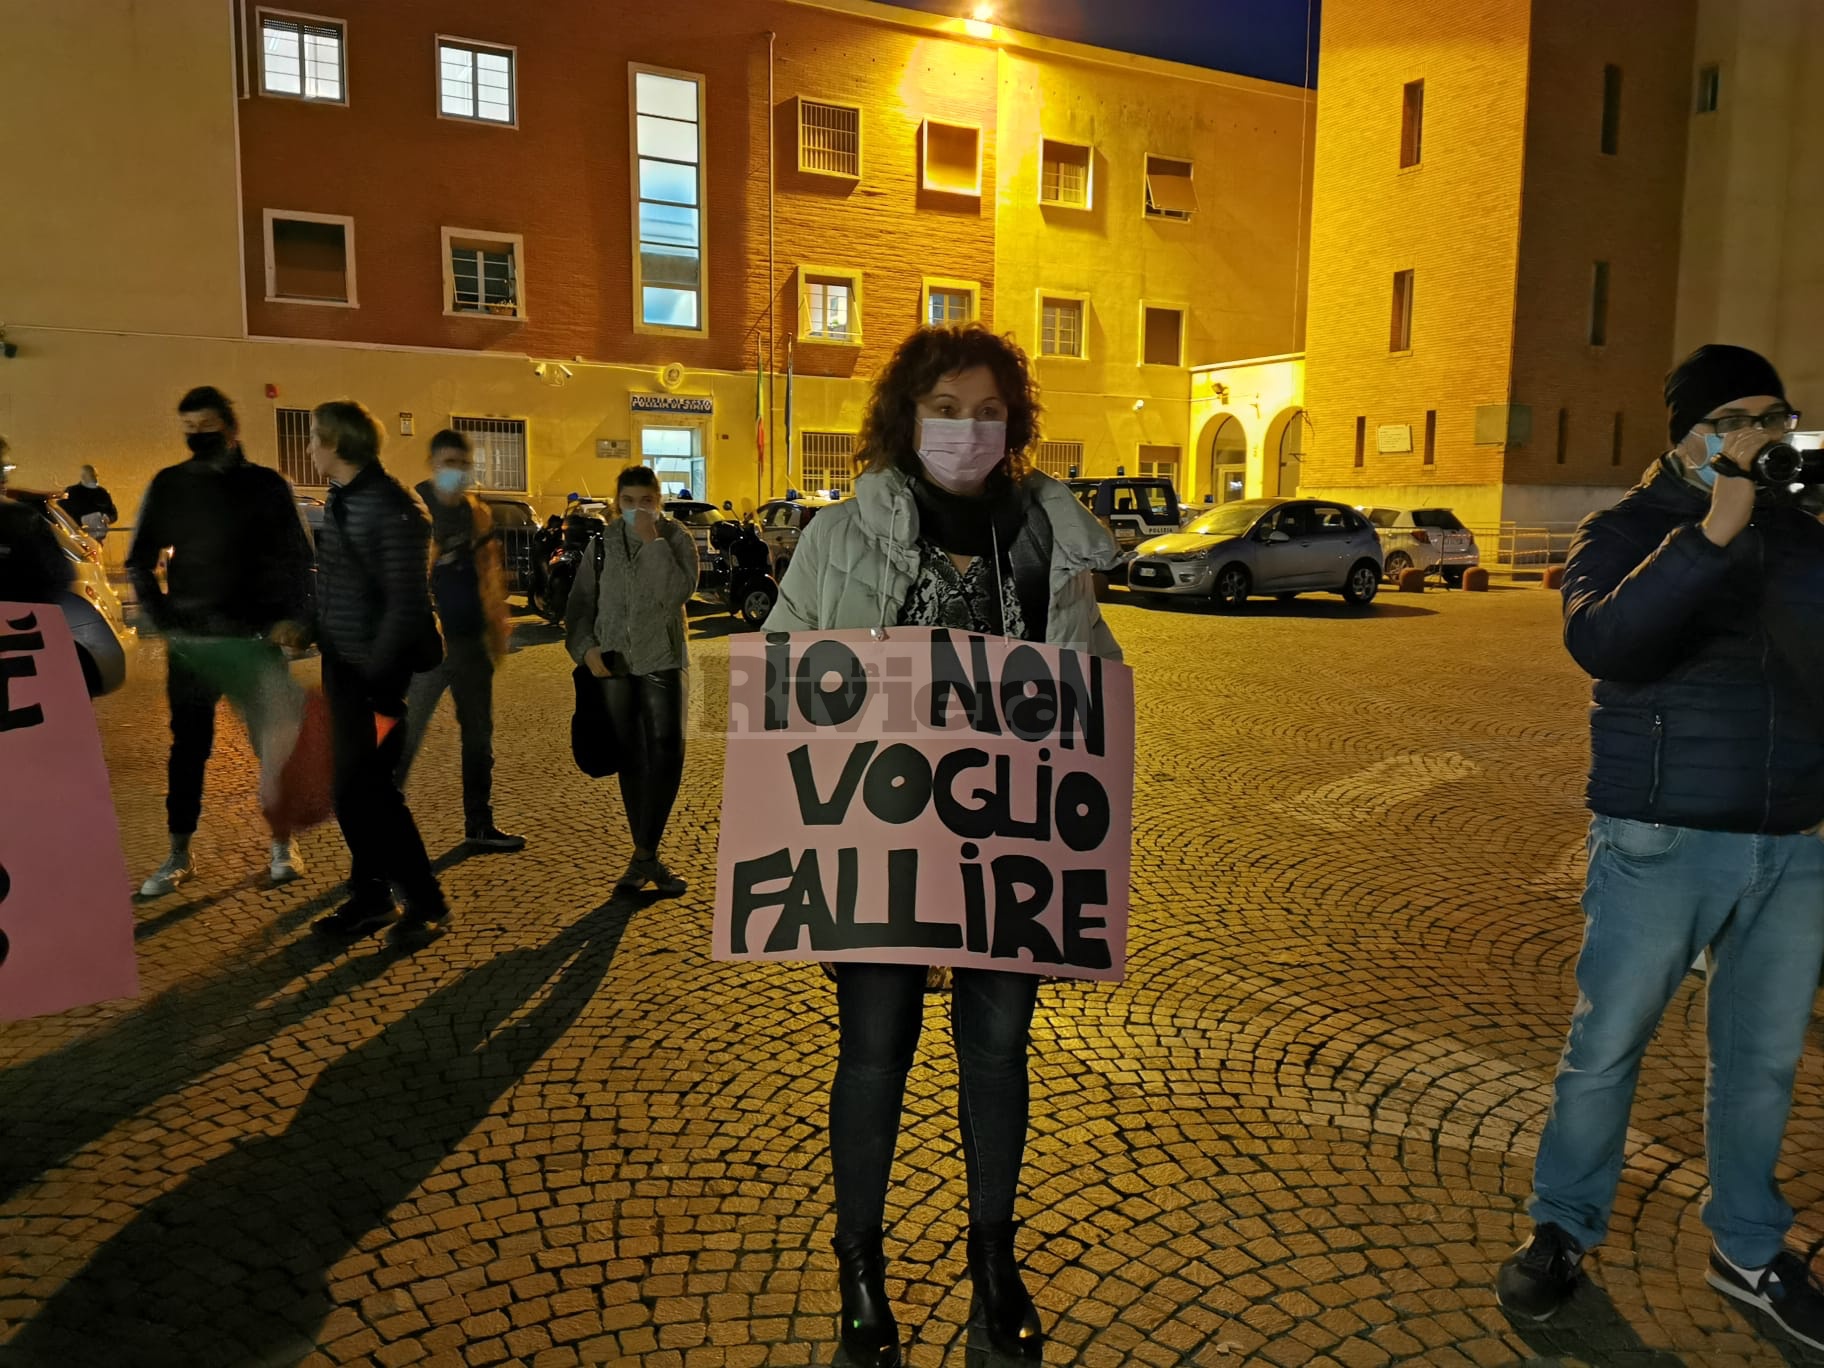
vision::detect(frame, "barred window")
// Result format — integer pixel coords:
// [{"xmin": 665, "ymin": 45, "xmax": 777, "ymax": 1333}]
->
[
  {"xmin": 1034, "ymin": 440, "xmax": 1082, "ymax": 479},
  {"xmin": 800, "ymin": 431, "xmax": 859, "ymax": 495},
  {"xmin": 276, "ymin": 407, "xmax": 316, "ymax": 486},
  {"xmin": 452, "ymin": 416, "xmax": 527, "ymax": 491},
  {"xmin": 799, "ymin": 99, "xmax": 861, "ymax": 178}
]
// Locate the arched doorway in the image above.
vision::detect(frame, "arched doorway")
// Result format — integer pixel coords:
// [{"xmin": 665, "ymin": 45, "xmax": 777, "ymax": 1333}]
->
[
  {"xmin": 1205, "ymin": 416, "xmax": 1247, "ymax": 504},
  {"xmin": 1266, "ymin": 409, "xmax": 1306, "ymax": 497}
]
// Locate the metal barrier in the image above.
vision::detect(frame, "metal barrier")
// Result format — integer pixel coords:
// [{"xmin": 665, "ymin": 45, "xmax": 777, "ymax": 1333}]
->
[{"xmin": 1461, "ymin": 523, "xmax": 1579, "ymax": 575}]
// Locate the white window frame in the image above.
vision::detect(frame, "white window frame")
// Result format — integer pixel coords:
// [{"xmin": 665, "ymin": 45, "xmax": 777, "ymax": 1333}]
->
[
  {"xmin": 799, "ymin": 264, "xmax": 863, "ymax": 346},
  {"xmin": 451, "ymin": 415, "xmax": 530, "ymax": 492},
  {"xmin": 1143, "ymin": 153, "xmax": 1198, "ymax": 221},
  {"xmin": 920, "ymin": 118, "xmax": 983, "ymax": 198},
  {"xmin": 262, "ymin": 208, "xmax": 358, "ymax": 308},
  {"xmin": 1036, "ymin": 289, "xmax": 1090, "ymax": 361},
  {"xmin": 1139, "ymin": 300, "xmax": 1187, "ymax": 368},
  {"xmin": 436, "ymin": 35, "xmax": 517, "ymax": 127},
  {"xmin": 797, "ymin": 97, "xmax": 862, "ymax": 179},
  {"xmin": 1137, "ymin": 445, "xmax": 1182, "ymax": 485},
  {"xmin": 1038, "ymin": 136, "xmax": 1093, "ymax": 210},
  {"xmin": 255, "ymin": 7, "xmax": 348, "ymax": 105},
  {"xmin": 629, "ymin": 62, "xmax": 709, "ymax": 338},
  {"xmin": 920, "ymin": 276, "xmax": 979, "ymax": 328},
  {"xmin": 441, "ymin": 227, "xmax": 525, "ymax": 319}
]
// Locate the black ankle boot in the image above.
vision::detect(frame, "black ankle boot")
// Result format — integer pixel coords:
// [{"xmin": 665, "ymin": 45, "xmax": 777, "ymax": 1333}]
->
[
  {"xmin": 832, "ymin": 1229, "xmax": 901, "ymax": 1367},
  {"xmin": 968, "ymin": 1222, "xmax": 1044, "ymax": 1358}
]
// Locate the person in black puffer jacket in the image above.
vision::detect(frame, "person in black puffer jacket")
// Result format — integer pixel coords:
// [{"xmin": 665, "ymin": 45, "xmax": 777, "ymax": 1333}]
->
[
  {"xmin": 307, "ymin": 400, "xmax": 449, "ymax": 944},
  {"xmin": 1499, "ymin": 346, "xmax": 1824, "ymax": 1353}
]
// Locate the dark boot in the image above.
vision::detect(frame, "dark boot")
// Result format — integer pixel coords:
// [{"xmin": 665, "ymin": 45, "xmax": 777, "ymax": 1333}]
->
[
  {"xmin": 968, "ymin": 1222, "xmax": 1043, "ymax": 1358},
  {"xmin": 832, "ymin": 1229, "xmax": 901, "ymax": 1367}
]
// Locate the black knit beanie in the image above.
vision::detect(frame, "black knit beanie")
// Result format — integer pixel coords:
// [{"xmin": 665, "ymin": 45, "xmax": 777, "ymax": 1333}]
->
[{"xmin": 1665, "ymin": 344, "xmax": 1786, "ymax": 443}]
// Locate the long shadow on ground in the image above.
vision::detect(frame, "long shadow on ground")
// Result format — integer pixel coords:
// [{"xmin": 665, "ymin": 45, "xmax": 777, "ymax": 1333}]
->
[{"xmin": 3, "ymin": 895, "xmax": 639, "ymax": 1368}]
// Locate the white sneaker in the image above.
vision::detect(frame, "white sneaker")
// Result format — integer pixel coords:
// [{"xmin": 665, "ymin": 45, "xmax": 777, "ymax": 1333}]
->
[
  {"xmin": 139, "ymin": 850, "xmax": 194, "ymax": 898},
  {"xmin": 269, "ymin": 841, "xmax": 304, "ymax": 886}
]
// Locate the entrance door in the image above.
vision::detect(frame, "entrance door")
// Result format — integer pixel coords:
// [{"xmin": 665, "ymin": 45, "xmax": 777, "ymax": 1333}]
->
[
  {"xmin": 1207, "ymin": 417, "xmax": 1247, "ymax": 503},
  {"xmin": 640, "ymin": 425, "xmax": 706, "ymax": 500}
]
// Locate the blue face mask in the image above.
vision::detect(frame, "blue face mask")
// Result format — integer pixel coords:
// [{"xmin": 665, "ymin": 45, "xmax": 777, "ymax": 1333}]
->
[
  {"xmin": 622, "ymin": 507, "xmax": 644, "ymax": 529},
  {"xmin": 1690, "ymin": 431, "xmax": 1725, "ymax": 487},
  {"xmin": 432, "ymin": 466, "xmax": 470, "ymax": 497}
]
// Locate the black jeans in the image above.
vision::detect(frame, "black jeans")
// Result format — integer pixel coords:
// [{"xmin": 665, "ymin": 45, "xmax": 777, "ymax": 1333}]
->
[
  {"xmin": 396, "ymin": 634, "xmax": 496, "ymax": 831},
  {"xmin": 322, "ymin": 649, "xmax": 443, "ymax": 912},
  {"xmin": 600, "ymin": 669, "xmax": 685, "ymax": 853},
  {"xmin": 830, "ymin": 963, "xmax": 1040, "ymax": 1236}
]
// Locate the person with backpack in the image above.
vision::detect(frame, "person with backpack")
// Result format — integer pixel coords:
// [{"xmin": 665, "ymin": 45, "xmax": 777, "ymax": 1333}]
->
[
  {"xmin": 395, "ymin": 429, "xmax": 524, "ymax": 853},
  {"xmin": 564, "ymin": 464, "xmax": 697, "ymax": 897},
  {"xmin": 307, "ymin": 400, "xmax": 450, "ymax": 943}
]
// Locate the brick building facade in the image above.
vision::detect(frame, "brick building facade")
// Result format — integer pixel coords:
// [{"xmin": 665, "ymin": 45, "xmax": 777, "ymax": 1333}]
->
[{"xmin": 1299, "ymin": 0, "xmax": 1697, "ymax": 529}]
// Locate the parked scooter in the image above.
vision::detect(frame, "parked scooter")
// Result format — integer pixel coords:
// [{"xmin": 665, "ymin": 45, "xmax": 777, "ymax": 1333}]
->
[
  {"xmin": 708, "ymin": 519, "xmax": 778, "ymax": 627},
  {"xmin": 543, "ymin": 504, "xmax": 606, "ymax": 625}
]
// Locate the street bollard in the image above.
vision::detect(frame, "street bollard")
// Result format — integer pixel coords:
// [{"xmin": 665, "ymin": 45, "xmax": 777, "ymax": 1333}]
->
[
  {"xmin": 1397, "ymin": 567, "xmax": 1426, "ymax": 593},
  {"xmin": 1542, "ymin": 566, "xmax": 1566, "ymax": 590},
  {"xmin": 1463, "ymin": 566, "xmax": 1490, "ymax": 592}
]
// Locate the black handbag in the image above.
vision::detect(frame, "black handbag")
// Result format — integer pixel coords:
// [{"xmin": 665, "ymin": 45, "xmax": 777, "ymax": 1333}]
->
[
  {"xmin": 569, "ymin": 538, "xmax": 618, "ymax": 776},
  {"xmin": 570, "ymin": 663, "xmax": 619, "ymax": 777}
]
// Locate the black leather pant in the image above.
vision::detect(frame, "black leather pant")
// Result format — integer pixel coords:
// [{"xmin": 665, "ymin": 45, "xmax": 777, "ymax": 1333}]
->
[
  {"xmin": 829, "ymin": 963, "xmax": 1039, "ymax": 1236},
  {"xmin": 600, "ymin": 668, "xmax": 685, "ymax": 853}
]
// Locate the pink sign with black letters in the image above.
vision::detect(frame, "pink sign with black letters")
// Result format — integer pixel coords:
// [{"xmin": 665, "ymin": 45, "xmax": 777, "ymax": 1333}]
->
[
  {"xmin": 0, "ymin": 602, "xmax": 138, "ymax": 1020},
  {"xmin": 714, "ymin": 628, "xmax": 1133, "ymax": 982}
]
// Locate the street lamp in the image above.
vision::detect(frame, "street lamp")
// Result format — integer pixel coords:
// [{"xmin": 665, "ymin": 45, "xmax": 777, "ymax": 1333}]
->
[{"xmin": 965, "ymin": 4, "xmax": 995, "ymax": 38}]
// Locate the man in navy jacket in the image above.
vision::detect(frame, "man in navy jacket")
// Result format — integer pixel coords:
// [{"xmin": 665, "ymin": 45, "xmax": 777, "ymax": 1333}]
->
[{"xmin": 1499, "ymin": 345, "xmax": 1824, "ymax": 1351}]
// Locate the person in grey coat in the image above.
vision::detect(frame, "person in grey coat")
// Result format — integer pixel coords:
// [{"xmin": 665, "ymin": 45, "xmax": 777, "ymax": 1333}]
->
[
  {"xmin": 765, "ymin": 323, "xmax": 1122, "ymax": 1368},
  {"xmin": 565, "ymin": 463, "xmax": 699, "ymax": 897}
]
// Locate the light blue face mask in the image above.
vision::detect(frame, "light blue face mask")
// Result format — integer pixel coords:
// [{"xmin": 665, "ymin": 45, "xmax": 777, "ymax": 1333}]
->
[
  {"xmin": 432, "ymin": 466, "xmax": 470, "ymax": 497},
  {"xmin": 1691, "ymin": 431, "xmax": 1725, "ymax": 487},
  {"xmin": 622, "ymin": 507, "xmax": 644, "ymax": 529}
]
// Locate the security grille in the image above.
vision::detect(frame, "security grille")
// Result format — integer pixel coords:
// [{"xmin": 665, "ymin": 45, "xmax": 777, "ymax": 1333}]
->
[
  {"xmin": 1034, "ymin": 440, "xmax": 1082, "ymax": 479},
  {"xmin": 451, "ymin": 243, "xmax": 517, "ymax": 314},
  {"xmin": 800, "ymin": 100, "xmax": 861, "ymax": 177},
  {"xmin": 800, "ymin": 431, "xmax": 858, "ymax": 495},
  {"xmin": 453, "ymin": 416, "xmax": 528, "ymax": 491},
  {"xmin": 276, "ymin": 407, "xmax": 316, "ymax": 486}
]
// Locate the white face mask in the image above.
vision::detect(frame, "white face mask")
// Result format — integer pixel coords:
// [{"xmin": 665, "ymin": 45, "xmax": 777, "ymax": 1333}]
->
[{"xmin": 917, "ymin": 418, "xmax": 1007, "ymax": 494}]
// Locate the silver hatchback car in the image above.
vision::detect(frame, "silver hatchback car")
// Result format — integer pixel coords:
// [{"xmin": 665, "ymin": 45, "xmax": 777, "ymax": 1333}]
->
[{"xmin": 1126, "ymin": 498, "xmax": 1384, "ymax": 608}]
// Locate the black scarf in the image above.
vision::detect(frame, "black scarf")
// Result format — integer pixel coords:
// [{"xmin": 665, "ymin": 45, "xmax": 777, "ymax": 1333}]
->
[{"xmin": 910, "ymin": 476, "xmax": 1026, "ymax": 558}]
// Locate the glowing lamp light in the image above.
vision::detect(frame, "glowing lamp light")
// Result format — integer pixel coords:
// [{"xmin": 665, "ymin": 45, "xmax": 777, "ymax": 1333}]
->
[{"xmin": 965, "ymin": 3, "xmax": 994, "ymax": 38}]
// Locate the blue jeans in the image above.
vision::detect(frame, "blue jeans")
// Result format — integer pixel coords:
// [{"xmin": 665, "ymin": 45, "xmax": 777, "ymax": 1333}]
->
[{"xmin": 1531, "ymin": 814, "xmax": 1824, "ymax": 1266}]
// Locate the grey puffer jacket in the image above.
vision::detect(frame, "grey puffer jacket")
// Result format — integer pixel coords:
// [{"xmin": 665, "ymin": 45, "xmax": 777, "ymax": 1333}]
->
[
  {"xmin": 766, "ymin": 466, "xmax": 1123, "ymax": 661},
  {"xmin": 315, "ymin": 462, "xmax": 435, "ymax": 679},
  {"xmin": 565, "ymin": 516, "xmax": 699, "ymax": 675}
]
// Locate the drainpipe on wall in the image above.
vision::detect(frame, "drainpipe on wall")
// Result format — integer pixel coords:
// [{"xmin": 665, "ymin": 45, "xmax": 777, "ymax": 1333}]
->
[{"xmin": 766, "ymin": 30, "xmax": 777, "ymax": 509}]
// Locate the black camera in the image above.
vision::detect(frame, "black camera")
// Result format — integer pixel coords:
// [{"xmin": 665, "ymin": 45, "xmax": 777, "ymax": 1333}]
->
[{"xmin": 1709, "ymin": 441, "xmax": 1824, "ymax": 490}]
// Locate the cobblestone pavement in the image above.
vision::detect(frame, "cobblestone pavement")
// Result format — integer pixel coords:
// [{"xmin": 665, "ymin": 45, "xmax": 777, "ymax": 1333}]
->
[{"xmin": 5, "ymin": 586, "xmax": 1824, "ymax": 1368}]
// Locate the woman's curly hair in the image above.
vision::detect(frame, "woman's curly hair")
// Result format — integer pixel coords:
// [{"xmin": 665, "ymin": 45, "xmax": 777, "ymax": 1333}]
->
[{"xmin": 858, "ymin": 324, "xmax": 1040, "ymax": 481}]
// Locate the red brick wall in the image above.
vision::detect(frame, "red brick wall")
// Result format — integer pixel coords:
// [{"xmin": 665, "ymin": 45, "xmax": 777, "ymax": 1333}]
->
[
  {"xmin": 1300, "ymin": 0, "xmax": 1534, "ymax": 492},
  {"xmin": 1506, "ymin": 0, "xmax": 1695, "ymax": 487},
  {"xmin": 237, "ymin": 0, "xmax": 994, "ymax": 381}
]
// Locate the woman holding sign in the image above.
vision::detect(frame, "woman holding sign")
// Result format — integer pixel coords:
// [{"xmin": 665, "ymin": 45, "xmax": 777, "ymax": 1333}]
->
[
  {"xmin": 767, "ymin": 324, "xmax": 1122, "ymax": 1365},
  {"xmin": 566, "ymin": 464, "xmax": 699, "ymax": 896}
]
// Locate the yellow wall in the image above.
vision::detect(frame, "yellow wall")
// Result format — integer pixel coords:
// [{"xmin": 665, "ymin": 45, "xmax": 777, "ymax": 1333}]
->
[
  {"xmin": 1675, "ymin": 0, "xmax": 1824, "ymax": 417},
  {"xmin": 992, "ymin": 47, "xmax": 1313, "ymax": 487}
]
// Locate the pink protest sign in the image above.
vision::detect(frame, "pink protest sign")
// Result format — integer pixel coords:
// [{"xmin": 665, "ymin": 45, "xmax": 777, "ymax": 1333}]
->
[
  {"xmin": 0, "ymin": 602, "xmax": 138, "ymax": 1020},
  {"xmin": 714, "ymin": 628, "xmax": 1133, "ymax": 982}
]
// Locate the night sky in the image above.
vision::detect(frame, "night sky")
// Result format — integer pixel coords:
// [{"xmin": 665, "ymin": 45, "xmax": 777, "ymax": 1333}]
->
[{"xmin": 876, "ymin": 0, "xmax": 1322, "ymax": 88}]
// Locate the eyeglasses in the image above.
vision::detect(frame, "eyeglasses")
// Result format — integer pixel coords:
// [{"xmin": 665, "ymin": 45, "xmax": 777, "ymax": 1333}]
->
[{"xmin": 1706, "ymin": 409, "xmax": 1802, "ymax": 435}]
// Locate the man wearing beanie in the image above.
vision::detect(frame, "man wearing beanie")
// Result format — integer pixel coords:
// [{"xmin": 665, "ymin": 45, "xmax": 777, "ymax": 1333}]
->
[{"xmin": 1498, "ymin": 344, "xmax": 1824, "ymax": 1349}]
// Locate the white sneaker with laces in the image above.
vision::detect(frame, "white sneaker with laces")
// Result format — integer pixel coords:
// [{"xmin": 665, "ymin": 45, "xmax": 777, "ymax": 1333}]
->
[{"xmin": 139, "ymin": 850, "xmax": 194, "ymax": 898}]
